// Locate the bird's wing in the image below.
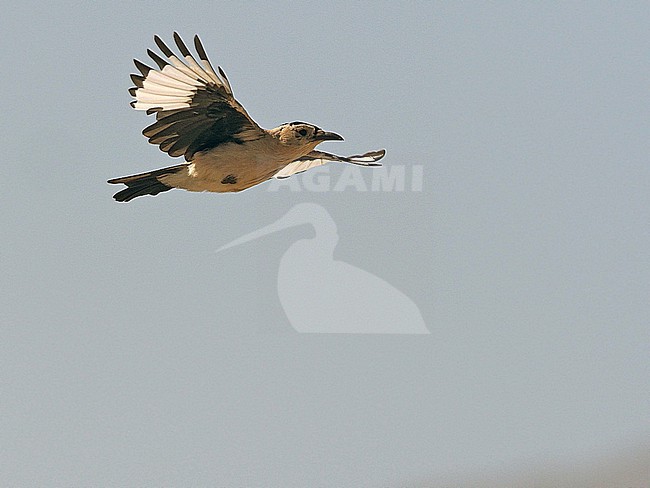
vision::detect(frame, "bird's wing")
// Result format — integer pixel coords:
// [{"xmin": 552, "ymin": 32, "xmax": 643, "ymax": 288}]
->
[
  {"xmin": 273, "ymin": 149, "xmax": 385, "ymax": 179},
  {"xmin": 130, "ymin": 33, "xmax": 265, "ymax": 161}
]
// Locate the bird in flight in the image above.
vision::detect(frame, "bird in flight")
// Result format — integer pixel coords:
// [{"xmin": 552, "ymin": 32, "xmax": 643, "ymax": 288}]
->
[{"xmin": 108, "ymin": 33, "xmax": 385, "ymax": 202}]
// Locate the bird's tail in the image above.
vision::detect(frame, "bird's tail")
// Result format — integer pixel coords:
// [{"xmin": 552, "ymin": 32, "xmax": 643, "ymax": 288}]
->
[{"xmin": 107, "ymin": 164, "xmax": 187, "ymax": 202}]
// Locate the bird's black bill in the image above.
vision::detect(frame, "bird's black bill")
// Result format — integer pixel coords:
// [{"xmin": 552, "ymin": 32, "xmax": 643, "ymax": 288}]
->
[{"xmin": 315, "ymin": 131, "xmax": 344, "ymax": 142}]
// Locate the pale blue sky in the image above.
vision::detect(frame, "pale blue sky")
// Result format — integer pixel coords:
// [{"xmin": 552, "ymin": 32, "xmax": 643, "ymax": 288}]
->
[{"xmin": 1, "ymin": 1, "xmax": 649, "ymax": 486}]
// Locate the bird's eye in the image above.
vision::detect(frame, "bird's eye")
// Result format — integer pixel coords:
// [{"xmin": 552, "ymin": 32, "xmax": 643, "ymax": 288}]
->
[{"xmin": 298, "ymin": 129, "xmax": 308, "ymax": 137}]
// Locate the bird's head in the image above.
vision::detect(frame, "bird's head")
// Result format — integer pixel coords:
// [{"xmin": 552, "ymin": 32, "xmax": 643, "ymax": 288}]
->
[{"xmin": 271, "ymin": 122, "xmax": 344, "ymax": 148}]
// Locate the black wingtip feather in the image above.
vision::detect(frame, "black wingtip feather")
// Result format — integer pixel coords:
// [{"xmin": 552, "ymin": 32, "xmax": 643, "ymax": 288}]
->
[
  {"xmin": 194, "ymin": 35, "xmax": 209, "ymax": 60},
  {"xmin": 130, "ymin": 73, "xmax": 144, "ymax": 87},
  {"xmin": 134, "ymin": 59, "xmax": 152, "ymax": 76},
  {"xmin": 173, "ymin": 32, "xmax": 191, "ymax": 57},
  {"xmin": 218, "ymin": 66, "xmax": 229, "ymax": 82},
  {"xmin": 154, "ymin": 35, "xmax": 174, "ymax": 57},
  {"xmin": 147, "ymin": 49, "xmax": 169, "ymax": 69}
]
